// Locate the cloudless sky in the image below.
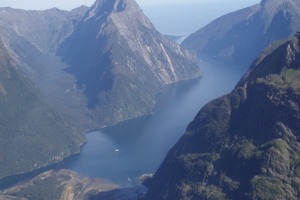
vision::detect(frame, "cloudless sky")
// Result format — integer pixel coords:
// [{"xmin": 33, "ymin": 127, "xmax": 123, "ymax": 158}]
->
[
  {"xmin": 0, "ymin": 0, "xmax": 259, "ymax": 10},
  {"xmin": 0, "ymin": 0, "xmax": 261, "ymax": 36}
]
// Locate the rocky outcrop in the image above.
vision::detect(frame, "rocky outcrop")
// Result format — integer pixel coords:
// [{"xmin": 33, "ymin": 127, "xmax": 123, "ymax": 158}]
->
[
  {"xmin": 146, "ymin": 30, "xmax": 300, "ymax": 200},
  {"xmin": 182, "ymin": 0, "xmax": 300, "ymax": 66}
]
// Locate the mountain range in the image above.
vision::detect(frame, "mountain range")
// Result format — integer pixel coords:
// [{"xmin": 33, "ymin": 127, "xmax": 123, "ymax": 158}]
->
[
  {"xmin": 146, "ymin": 29, "xmax": 300, "ymax": 200},
  {"xmin": 182, "ymin": 0, "xmax": 300, "ymax": 66},
  {"xmin": 0, "ymin": 0, "xmax": 200, "ymax": 179},
  {"xmin": 1, "ymin": 0, "xmax": 300, "ymax": 199}
]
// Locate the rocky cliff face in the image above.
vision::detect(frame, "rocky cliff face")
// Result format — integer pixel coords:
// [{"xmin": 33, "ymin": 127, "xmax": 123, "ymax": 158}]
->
[
  {"xmin": 58, "ymin": 0, "xmax": 201, "ymax": 126},
  {"xmin": 146, "ymin": 30, "xmax": 300, "ymax": 200},
  {"xmin": 182, "ymin": 0, "xmax": 300, "ymax": 66},
  {"xmin": 0, "ymin": 38, "xmax": 85, "ymax": 179}
]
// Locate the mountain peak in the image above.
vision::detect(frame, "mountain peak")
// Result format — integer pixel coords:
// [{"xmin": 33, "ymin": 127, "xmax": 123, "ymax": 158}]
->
[
  {"xmin": 86, "ymin": 0, "xmax": 136, "ymax": 19},
  {"xmin": 58, "ymin": 0, "xmax": 200, "ymax": 126},
  {"xmin": 260, "ymin": 0, "xmax": 286, "ymax": 6}
]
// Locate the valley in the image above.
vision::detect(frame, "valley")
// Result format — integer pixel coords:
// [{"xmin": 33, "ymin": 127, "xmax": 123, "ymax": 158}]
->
[
  {"xmin": 1, "ymin": 0, "xmax": 299, "ymax": 199},
  {"xmin": 0, "ymin": 56, "xmax": 245, "ymax": 199},
  {"xmin": 0, "ymin": 0, "xmax": 200, "ymax": 182},
  {"xmin": 61, "ymin": 56, "xmax": 246, "ymax": 185}
]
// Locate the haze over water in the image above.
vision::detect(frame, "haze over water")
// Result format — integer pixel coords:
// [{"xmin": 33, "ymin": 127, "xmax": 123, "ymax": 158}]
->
[{"xmin": 141, "ymin": 1, "xmax": 260, "ymax": 37}]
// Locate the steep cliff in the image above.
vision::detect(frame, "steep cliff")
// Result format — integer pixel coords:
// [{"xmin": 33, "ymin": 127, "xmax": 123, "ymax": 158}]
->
[
  {"xmin": 146, "ymin": 29, "xmax": 300, "ymax": 200},
  {"xmin": 182, "ymin": 0, "xmax": 300, "ymax": 66}
]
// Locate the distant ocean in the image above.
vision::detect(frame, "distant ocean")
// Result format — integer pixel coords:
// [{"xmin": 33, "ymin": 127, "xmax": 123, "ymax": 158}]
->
[{"xmin": 140, "ymin": 1, "xmax": 260, "ymax": 39}]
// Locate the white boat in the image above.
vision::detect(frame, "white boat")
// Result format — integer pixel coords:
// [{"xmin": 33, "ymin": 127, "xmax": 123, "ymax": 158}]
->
[
  {"xmin": 115, "ymin": 149, "xmax": 119, "ymax": 152},
  {"xmin": 128, "ymin": 177, "xmax": 133, "ymax": 183}
]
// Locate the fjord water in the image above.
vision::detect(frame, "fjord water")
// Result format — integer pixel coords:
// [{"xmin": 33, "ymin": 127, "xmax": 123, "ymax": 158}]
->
[
  {"xmin": 0, "ymin": 58, "xmax": 246, "ymax": 190},
  {"xmin": 62, "ymin": 57, "xmax": 247, "ymax": 186}
]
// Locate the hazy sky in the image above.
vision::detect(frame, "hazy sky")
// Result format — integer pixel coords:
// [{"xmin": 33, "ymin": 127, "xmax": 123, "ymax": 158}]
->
[
  {"xmin": 0, "ymin": 0, "xmax": 261, "ymax": 36},
  {"xmin": 0, "ymin": 0, "xmax": 260, "ymax": 11}
]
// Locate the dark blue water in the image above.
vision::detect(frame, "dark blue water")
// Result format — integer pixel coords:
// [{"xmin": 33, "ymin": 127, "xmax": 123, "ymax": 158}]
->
[
  {"xmin": 62, "ymin": 57, "xmax": 246, "ymax": 186},
  {"xmin": 0, "ymin": 57, "xmax": 246, "ymax": 190}
]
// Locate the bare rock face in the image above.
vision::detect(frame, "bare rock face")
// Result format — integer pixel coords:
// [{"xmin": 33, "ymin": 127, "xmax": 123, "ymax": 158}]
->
[
  {"xmin": 182, "ymin": 0, "xmax": 300, "ymax": 67},
  {"xmin": 146, "ymin": 30, "xmax": 300, "ymax": 200}
]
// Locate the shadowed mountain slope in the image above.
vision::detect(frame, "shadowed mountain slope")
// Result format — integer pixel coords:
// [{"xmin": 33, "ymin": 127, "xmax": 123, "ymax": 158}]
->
[
  {"xmin": 147, "ymin": 29, "xmax": 300, "ymax": 200},
  {"xmin": 0, "ymin": 38, "xmax": 85, "ymax": 179}
]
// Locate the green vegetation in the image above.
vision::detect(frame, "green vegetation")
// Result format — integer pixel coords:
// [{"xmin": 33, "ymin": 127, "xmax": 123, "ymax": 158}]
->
[
  {"xmin": 9, "ymin": 175, "xmax": 65, "ymax": 200},
  {"xmin": 179, "ymin": 153, "xmax": 216, "ymax": 179},
  {"xmin": 146, "ymin": 28, "xmax": 300, "ymax": 200},
  {"xmin": 230, "ymin": 139, "xmax": 256, "ymax": 160},
  {"xmin": 0, "ymin": 42, "xmax": 84, "ymax": 179},
  {"xmin": 249, "ymin": 176, "xmax": 285, "ymax": 200},
  {"xmin": 178, "ymin": 183, "xmax": 227, "ymax": 200},
  {"xmin": 257, "ymin": 69, "xmax": 300, "ymax": 90},
  {"xmin": 0, "ymin": 170, "xmax": 116, "ymax": 200}
]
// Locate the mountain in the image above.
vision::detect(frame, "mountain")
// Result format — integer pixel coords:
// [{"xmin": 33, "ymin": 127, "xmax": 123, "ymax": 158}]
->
[
  {"xmin": 182, "ymin": 0, "xmax": 300, "ymax": 66},
  {"xmin": 0, "ymin": 38, "xmax": 85, "ymax": 179},
  {"xmin": 0, "ymin": 6, "xmax": 88, "ymax": 53},
  {"xmin": 0, "ymin": 0, "xmax": 200, "ymax": 128},
  {"xmin": 0, "ymin": 0, "xmax": 200, "ymax": 179},
  {"xmin": 58, "ymin": 0, "xmax": 201, "ymax": 126},
  {"xmin": 146, "ymin": 30, "xmax": 300, "ymax": 200},
  {"xmin": 0, "ymin": 6, "xmax": 95, "ymax": 132}
]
